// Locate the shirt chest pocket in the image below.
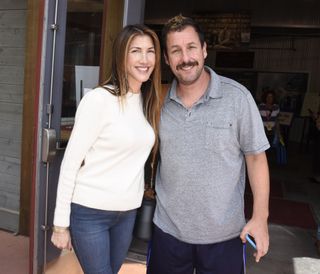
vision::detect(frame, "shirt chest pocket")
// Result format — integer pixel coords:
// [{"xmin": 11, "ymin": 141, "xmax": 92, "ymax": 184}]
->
[{"xmin": 205, "ymin": 120, "xmax": 233, "ymax": 153}]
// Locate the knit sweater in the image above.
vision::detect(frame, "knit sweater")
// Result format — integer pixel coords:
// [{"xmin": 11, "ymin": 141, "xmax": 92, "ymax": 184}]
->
[{"xmin": 53, "ymin": 87, "xmax": 155, "ymax": 227}]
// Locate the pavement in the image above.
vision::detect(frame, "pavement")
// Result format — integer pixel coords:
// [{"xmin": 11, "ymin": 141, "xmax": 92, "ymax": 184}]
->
[
  {"xmin": 246, "ymin": 224, "xmax": 320, "ymax": 274},
  {"xmin": 127, "ymin": 224, "xmax": 320, "ymax": 274},
  {"xmin": 1, "ymin": 223, "xmax": 320, "ymax": 274}
]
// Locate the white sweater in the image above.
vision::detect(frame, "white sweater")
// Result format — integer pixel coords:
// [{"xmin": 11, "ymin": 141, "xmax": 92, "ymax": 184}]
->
[{"xmin": 53, "ymin": 87, "xmax": 155, "ymax": 227}]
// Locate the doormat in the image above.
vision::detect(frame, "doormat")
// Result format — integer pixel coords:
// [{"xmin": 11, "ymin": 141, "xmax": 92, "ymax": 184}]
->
[{"xmin": 244, "ymin": 195, "xmax": 317, "ymax": 229}]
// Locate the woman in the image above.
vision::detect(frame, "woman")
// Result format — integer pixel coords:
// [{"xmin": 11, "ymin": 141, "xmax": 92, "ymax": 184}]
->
[
  {"xmin": 259, "ymin": 90, "xmax": 280, "ymax": 144},
  {"xmin": 51, "ymin": 24, "xmax": 162, "ymax": 274}
]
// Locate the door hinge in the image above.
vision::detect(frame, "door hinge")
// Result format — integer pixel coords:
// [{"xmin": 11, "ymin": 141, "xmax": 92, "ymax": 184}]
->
[
  {"xmin": 46, "ymin": 103, "xmax": 54, "ymax": 115},
  {"xmin": 41, "ymin": 225, "xmax": 51, "ymax": 231},
  {"xmin": 50, "ymin": 23, "xmax": 58, "ymax": 30}
]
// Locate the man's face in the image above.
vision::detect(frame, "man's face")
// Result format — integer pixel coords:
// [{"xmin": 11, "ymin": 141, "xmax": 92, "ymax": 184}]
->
[{"xmin": 165, "ymin": 26, "xmax": 207, "ymax": 86}]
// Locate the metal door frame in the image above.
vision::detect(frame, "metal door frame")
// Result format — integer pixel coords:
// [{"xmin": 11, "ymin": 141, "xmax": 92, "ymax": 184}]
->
[{"xmin": 32, "ymin": 0, "xmax": 67, "ymax": 273}]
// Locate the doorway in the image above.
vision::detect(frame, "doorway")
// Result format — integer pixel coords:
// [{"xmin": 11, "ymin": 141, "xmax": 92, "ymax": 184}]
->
[{"xmin": 28, "ymin": 0, "xmax": 125, "ymax": 273}]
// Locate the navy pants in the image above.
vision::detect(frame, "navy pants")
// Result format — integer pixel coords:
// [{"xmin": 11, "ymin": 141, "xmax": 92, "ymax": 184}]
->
[
  {"xmin": 147, "ymin": 225, "xmax": 244, "ymax": 274},
  {"xmin": 70, "ymin": 203, "xmax": 136, "ymax": 274}
]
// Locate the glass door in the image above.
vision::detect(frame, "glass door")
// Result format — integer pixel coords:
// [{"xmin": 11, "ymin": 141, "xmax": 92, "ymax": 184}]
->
[
  {"xmin": 60, "ymin": 0, "xmax": 104, "ymax": 144},
  {"xmin": 35, "ymin": 1, "xmax": 105, "ymax": 273},
  {"xmin": 34, "ymin": 0, "xmax": 150, "ymax": 272}
]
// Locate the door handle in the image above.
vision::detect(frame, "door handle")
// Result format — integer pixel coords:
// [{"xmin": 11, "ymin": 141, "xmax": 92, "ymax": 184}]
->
[{"xmin": 41, "ymin": 128, "xmax": 57, "ymax": 163}]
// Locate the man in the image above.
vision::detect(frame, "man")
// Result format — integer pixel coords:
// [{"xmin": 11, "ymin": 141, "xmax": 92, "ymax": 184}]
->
[{"xmin": 147, "ymin": 15, "xmax": 270, "ymax": 274}]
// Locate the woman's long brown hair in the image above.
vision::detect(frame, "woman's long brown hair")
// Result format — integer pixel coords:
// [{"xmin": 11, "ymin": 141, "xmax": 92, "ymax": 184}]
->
[{"xmin": 102, "ymin": 24, "xmax": 162, "ymax": 166}]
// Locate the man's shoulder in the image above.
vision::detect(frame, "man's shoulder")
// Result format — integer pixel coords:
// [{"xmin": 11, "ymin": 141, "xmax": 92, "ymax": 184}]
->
[{"xmin": 218, "ymin": 75, "xmax": 250, "ymax": 97}]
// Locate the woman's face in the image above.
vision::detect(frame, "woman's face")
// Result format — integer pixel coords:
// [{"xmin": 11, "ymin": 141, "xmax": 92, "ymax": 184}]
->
[
  {"xmin": 266, "ymin": 93, "xmax": 274, "ymax": 105},
  {"xmin": 126, "ymin": 34, "xmax": 156, "ymax": 93}
]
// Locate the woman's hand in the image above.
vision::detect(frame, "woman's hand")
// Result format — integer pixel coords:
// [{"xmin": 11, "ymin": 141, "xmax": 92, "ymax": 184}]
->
[{"xmin": 51, "ymin": 227, "xmax": 72, "ymax": 250}]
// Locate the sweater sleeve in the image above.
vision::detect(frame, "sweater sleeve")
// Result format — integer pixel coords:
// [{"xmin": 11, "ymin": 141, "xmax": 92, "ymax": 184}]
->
[{"xmin": 53, "ymin": 90, "xmax": 107, "ymax": 227}]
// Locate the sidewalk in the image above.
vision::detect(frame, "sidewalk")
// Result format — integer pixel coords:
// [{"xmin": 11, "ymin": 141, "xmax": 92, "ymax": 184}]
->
[
  {"xmin": 45, "ymin": 252, "xmax": 146, "ymax": 274},
  {"xmin": 0, "ymin": 229, "xmax": 146, "ymax": 274},
  {"xmin": 1, "ymin": 224, "xmax": 320, "ymax": 274},
  {"xmin": 0, "ymin": 230, "xmax": 29, "ymax": 274}
]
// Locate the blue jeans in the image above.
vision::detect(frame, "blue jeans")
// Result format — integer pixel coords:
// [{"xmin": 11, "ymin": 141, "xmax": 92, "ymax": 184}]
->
[{"xmin": 70, "ymin": 203, "xmax": 137, "ymax": 274}]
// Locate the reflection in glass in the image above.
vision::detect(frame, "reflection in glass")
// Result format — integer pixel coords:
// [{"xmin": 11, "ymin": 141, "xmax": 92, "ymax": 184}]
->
[{"xmin": 60, "ymin": 0, "xmax": 104, "ymax": 142}]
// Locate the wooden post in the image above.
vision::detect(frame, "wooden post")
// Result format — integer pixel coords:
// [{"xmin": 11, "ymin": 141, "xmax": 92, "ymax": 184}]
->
[
  {"xmin": 99, "ymin": 0, "xmax": 125, "ymax": 83},
  {"xmin": 19, "ymin": 0, "xmax": 43, "ymax": 236}
]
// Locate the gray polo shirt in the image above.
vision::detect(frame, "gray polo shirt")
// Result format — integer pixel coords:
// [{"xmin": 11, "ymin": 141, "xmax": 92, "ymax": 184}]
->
[{"xmin": 153, "ymin": 67, "xmax": 269, "ymax": 244}]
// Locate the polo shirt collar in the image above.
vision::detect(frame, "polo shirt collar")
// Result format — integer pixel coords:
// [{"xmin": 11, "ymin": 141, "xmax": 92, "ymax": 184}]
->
[
  {"xmin": 167, "ymin": 66, "xmax": 223, "ymax": 104},
  {"xmin": 168, "ymin": 80, "xmax": 179, "ymax": 102},
  {"xmin": 204, "ymin": 66, "xmax": 223, "ymax": 100}
]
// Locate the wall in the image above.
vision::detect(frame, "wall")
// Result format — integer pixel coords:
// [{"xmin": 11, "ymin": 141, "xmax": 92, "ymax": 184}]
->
[
  {"xmin": 0, "ymin": 0, "xmax": 27, "ymax": 231},
  {"xmin": 234, "ymin": 36, "xmax": 320, "ymax": 141},
  {"xmin": 252, "ymin": 36, "xmax": 320, "ymax": 105}
]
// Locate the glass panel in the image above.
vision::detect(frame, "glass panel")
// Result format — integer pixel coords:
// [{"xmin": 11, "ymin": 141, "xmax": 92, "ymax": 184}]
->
[{"xmin": 60, "ymin": 0, "xmax": 104, "ymax": 143}]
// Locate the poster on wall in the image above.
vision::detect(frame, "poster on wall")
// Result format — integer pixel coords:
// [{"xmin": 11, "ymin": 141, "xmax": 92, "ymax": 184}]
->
[{"xmin": 256, "ymin": 72, "xmax": 309, "ymax": 115}]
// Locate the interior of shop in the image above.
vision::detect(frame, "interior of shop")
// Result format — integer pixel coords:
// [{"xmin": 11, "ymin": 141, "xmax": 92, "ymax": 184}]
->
[
  {"xmin": 128, "ymin": 0, "xmax": 320, "ymax": 263},
  {"xmin": 143, "ymin": 0, "xmax": 320, "ymax": 215},
  {"xmin": 37, "ymin": 0, "xmax": 320, "ymax": 272},
  {"xmin": 57, "ymin": 0, "xmax": 320, "ymax": 261}
]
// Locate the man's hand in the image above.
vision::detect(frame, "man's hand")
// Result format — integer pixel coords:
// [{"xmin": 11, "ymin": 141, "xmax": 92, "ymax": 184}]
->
[{"xmin": 240, "ymin": 218, "xmax": 269, "ymax": 262}]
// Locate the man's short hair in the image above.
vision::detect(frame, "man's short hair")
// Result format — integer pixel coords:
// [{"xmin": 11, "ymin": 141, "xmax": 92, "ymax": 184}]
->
[{"xmin": 161, "ymin": 14, "xmax": 205, "ymax": 56}]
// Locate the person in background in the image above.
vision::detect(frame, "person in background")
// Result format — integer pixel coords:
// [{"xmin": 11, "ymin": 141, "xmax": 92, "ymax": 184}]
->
[
  {"xmin": 315, "ymin": 114, "xmax": 320, "ymax": 182},
  {"xmin": 309, "ymin": 106, "xmax": 320, "ymax": 184},
  {"xmin": 258, "ymin": 89, "xmax": 280, "ymax": 145},
  {"xmin": 317, "ymin": 223, "xmax": 320, "ymax": 255},
  {"xmin": 51, "ymin": 24, "xmax": 162, "ymax": 274},
  {"xmin": 309, "ymin": 107, "xmax": 320, "ymax": 255},
  {"xmin": 147, "ymin": 15, "xmax": 270, "ymax": 274}
]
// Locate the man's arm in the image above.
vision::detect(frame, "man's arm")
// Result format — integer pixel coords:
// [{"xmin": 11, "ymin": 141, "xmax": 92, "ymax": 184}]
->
[{"xmin": 240, "ymin": 151, "xmax": 270, "ymax": 262}]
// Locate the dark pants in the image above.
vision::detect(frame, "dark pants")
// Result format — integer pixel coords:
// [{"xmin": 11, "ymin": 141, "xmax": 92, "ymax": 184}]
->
[{"xmin": 147, "ymin": 225, "xmax": 244, "ymax": 274}]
